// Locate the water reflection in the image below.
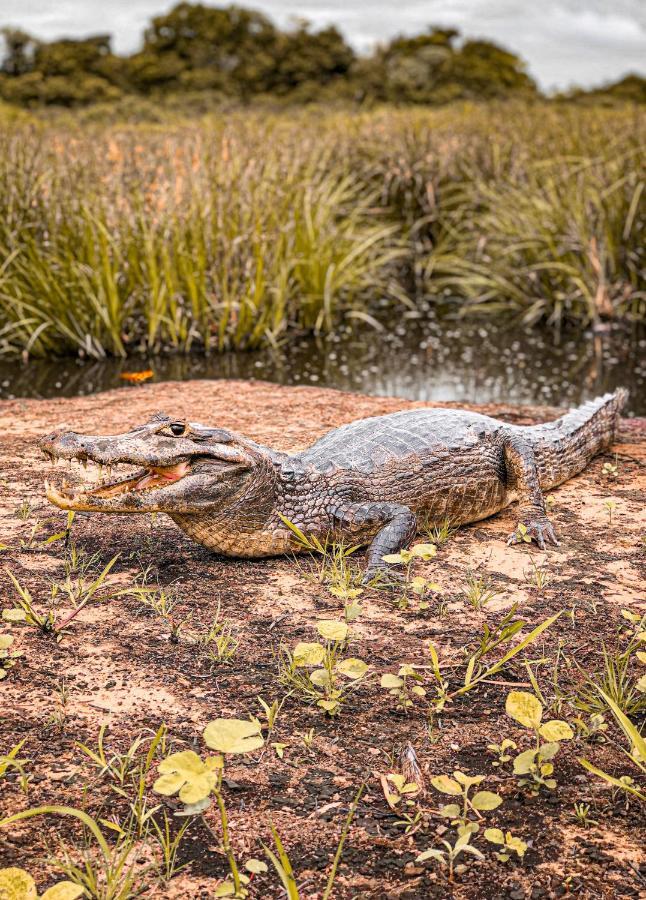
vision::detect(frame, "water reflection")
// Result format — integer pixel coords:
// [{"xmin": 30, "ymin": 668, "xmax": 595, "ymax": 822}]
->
[{"xmin": 1, "ymin": 308, "xmax": 644, "ymax": 415}]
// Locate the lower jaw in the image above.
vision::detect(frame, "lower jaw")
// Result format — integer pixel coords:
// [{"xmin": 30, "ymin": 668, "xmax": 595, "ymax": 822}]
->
[{"xmin": 45, "ymin": 462, "xmax": 190, "ymax": 510}]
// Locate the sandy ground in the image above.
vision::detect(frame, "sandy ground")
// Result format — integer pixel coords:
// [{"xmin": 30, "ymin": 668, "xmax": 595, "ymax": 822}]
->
[{"xmin": 0, "ymin": 380, "xmax": 644, "ymax": 899}]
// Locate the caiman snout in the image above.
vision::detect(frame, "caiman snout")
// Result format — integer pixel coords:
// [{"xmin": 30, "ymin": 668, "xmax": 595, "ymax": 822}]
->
[{"xmin": 40, "ymin": 429, "xmax": 88, "ymax": 460}]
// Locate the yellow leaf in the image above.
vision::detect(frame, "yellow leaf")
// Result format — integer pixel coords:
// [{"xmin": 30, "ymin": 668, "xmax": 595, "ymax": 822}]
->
[
  {"xmin": 431, "ymin": 774, "xmax": 462, "ymax": 795},
  {"xmin": 316, "ymin": 620, "xmax": 348, "ymax": 643},
  {"xmin": 203, "ymin": 719, "xmax": 264, "ymax": 754},
  {"xmin": 335, "ymin": 658, "xmax": 368, "ymax": 680},
  {"xmin": 41, "ymin": 883, "xmax": 85, "ymax": 900},
  {"xmin": 505, "ymin": 690, "xmax": 543, "ymax": 729},
  {"xmin": 540, "ymin": 720, "xmax": 574, "ymax": 741},
  {"xmin": 0, "ymin": 868, "xmax": 37, "ymax": 900},
  {"xmin": 484, "ymin": 827, "xmax": 505, "ymax": 845},
  {"xmin": 293, "ymin": 642, "xmax": 325, "ymax": 667},
  {"xmin": 471, "ymin": 790, "xmax": 502, "ymax": 811}
]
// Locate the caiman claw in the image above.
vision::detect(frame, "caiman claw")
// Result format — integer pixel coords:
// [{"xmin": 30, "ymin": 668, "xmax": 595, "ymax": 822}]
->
[{"xmin": 507, "ymin": 517, "xmax": 560, "ymax": 550}]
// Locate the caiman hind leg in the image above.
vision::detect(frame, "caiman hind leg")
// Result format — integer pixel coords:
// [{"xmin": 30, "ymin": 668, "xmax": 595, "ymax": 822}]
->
[
  {"xmin": 503, "ymin": 432, "xmax": 559, "ymax": 549},
  {"xmin": 330, "ymin": 501, "xmax": 417, "ymax": 582}
]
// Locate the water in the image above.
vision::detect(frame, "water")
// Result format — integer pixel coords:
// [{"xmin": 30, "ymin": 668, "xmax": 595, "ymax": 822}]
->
[{"xmin": 1, "ymin": 307, "xmax": 644, "ymax": 415}]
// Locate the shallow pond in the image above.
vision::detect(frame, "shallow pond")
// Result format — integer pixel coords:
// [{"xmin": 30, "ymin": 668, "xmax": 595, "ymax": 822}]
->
[{"xmin": 1, "ymin": 307, "xmax": 644, "ymax": 415}]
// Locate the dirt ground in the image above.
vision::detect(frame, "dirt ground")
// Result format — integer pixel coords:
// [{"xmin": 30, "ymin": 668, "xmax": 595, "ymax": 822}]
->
[{"xmin": 0, "ymin": 380, "xmax": 644, "ymax": 900}]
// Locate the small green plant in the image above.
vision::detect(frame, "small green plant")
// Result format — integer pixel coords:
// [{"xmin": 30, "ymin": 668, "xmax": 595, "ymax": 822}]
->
[
  {"xmin": 572, "ymin": 712, "xmax": 608, "ymax": 742},
  {"xmin": 154, "ymin": 718, "xmax": 265, "ymax": 898},
  {"xmin": 571, "ymin": 802, "xmax": 598, "ymax": 829},
  {"xmin": 382, "ymin": 542, "xmax": 437, "ymax": 580},
  {"xmin": 279, "ymin": 516, "xmax": 364, "ymax": 595},
  {"xmin": 462, "ymin": 571, "xmax": 499, "ymax": 610},
  {"xmin": 0, "ymin": 867, "xmax": 83, "ymax": 899},
  {"xmin": 524, "ymin": 555, "xmax": 551, "ymax": 592},
  {"xmin": 15, "ymin": 499, "xmax": 32, "ymax": 520},
  {"xmin": 381, "ymin": 665, "xmax": 426, "ymax": 711},
  {"xmin": 425, "ymin": 610, "xmax": 562, "ymax": 710},
  {"xmin": 578, "ymin": 688, "xmax": 646, "ymax": 803},
  {"xmin": 576, "ymin": 629, "xmax": 646, "ymax": 717},
  {"xmin": 128, "ymin": 580, "xmax": 188, "ymax": 643},
  {"xmin": 380, "ymin": 772, "xmax": 421, "ymax": 811},
  {"xmin": 430, "ymin": 771, "xmax": 502, "ymax": 828},
  {"xmin": 76, "ymin": 723, "xmax": 168, "ymax": 793},
  {"xmin": 505, "ymin": 690, "xmax": 573, "ymax": 793},
  {"xmin": 601, "ymin": 459, "xmax": 618, "ymax": 477},
  {"xmin": 4, "ymin": 556, "xmax": 119, "ymax": 638},
  {"xmin": 0, "ymin": 740, "xmax": 29, "ymax": 792},
  {"xmin": 47, "ymin": 678, "xmax": 71, "ymax": 730},
  {"xmin": 424, "ymin": 518, "xmax": 456, "ymax": 547},
  {"xmin": 484, "ymin": 828, "xmax": 528, "ymax": 861},
  {"xmin": 252, "ymin": 696, "xmax": 287, "ymax": 738},
  {"xmin": 487, "ymin": 739, "xmax": 517, "ymax": 767},
  {"xmin": 195, "ymin": 605, "xmax": 239, "ymax": 666},
  {"xmin": 604, "ymin": 499, "xmax": 617, "ymax": 525},
  {"xmin": 279, "ymin": 620, "xmax": 369, "ymax": 715},
  {"xmin": 416, "ymin": 827, "xmax": 484, "ymax": 883}
]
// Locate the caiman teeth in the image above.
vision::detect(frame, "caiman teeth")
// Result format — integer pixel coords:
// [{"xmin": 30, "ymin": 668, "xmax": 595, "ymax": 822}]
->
[{"xmin": 45, "ymin": 458, "xmax": 192, "ymax": 505}]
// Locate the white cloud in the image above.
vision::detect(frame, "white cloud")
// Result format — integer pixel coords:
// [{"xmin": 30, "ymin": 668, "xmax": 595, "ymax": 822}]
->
[{"xmin": 1, "ymin": 0, "xmax": 645, "ymax": 89}]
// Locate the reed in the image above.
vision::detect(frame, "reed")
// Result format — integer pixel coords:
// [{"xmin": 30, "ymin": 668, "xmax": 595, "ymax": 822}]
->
[{"xmin": 0, "ymin": 102, "xmax": 642, "ymax": 359}]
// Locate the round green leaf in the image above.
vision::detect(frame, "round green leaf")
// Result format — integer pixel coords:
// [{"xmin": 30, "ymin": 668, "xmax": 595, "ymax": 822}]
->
[
  {"xmin": 316, "ymin": 620, "xmax": 348, "ymax": 643},
  {"xmin": 409, "ymin": 543, "xmax": 437, "ymax": 559},
  {"xmin": 41, "ymin": 883, "xmax": 85, "ymax": 900},
  {"xmin": 471, "ymin": 790, "xmax": 502, "ymax": 811},
  {"xmin": 153, "ymin": 771, "xmax": 185, "ymax": 796},
  {"xmin": 512, "ymin": 748, "xmax": 537, "ymax": 775},
  {"xmin": 636, "ymin": 673, "xmax": 646, "ymax": 693},
  {"xmin": 317, "ymin": 699, "xmax": 339, "ymax": 713},
  {"xmin": 203, "ymin": 719, "xmax": 264, "ymax": 754},
  {"xmin": 310, "ymin": 669, "xmax": 332, "ymax": 688},
  {"xmin": 335, "ymin": 658, "xmax": 368, "ymax": 680},
  {"xmin": 540, "ymin": 720, "xmax": 574, "ymax": 742},
  {"xmin": 244, "ymin": 859, "xmax": 268, "ymax": 875},
  {"xmin": 505, "ymin": 690, "xmax": 543, "ymax": 729},
  {"xmin": 293, "ymin": 642, "xmax": 325, "ymax": 667},
  {"xmin": 484, "ymin": 828, "xmax": 505, "ymax": 845},
  {"xmin": 431, "ymin": 774, "xmax": 462, "ymax": 795},
  {"xmin": 439, "ymin": 803, "xmax": 460, "ymax": 818},
  {"xmin": 0, "ymin": 867, "xmax": 37, "ymax": 900},
  {"xmin": 2, "ymin": 610, "xmax": 26, "ymax": 623},
  {"xmin": 416, "ymin": 848, "xmax": 445, "ymax": 863},
  {"xmin": 0, "ymin": 635, "xmax": 14, "ymax": 650},
  {"xmin": 538, "ymin": 741, "xmax": 560, "ymax": 760},
  {"xmin": 381, "ymin": 673, "xmax": 404, "ymax": 689}
]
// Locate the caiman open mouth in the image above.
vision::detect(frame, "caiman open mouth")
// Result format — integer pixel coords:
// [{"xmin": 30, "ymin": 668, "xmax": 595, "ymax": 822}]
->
[{"xmin": 42, "ymin": 454, "xmax": 192, "ymax": 504}]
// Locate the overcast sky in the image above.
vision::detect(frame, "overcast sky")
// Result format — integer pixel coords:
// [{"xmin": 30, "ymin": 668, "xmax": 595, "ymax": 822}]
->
[{"xmin": 2, "ymin": 0, "xmax": 645, "ymax": 91}]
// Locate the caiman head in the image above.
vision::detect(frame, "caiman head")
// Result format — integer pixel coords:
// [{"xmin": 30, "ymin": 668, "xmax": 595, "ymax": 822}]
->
[{"xmin": 39, "ymin": 413, "xmax": 275, "ymax": 514}]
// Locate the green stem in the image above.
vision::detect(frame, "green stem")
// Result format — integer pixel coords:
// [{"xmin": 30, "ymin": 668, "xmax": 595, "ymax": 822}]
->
[
  {"xmin": 0, "ymin": 805, "xmax": 111, "ymax": 859},
  {"xmin": 212, "ymin": 788, "xmax": 241, "ymax": 893},
  {"xmin": 322, "ymin": 783, "xmax": 364, "ymax": 900}
]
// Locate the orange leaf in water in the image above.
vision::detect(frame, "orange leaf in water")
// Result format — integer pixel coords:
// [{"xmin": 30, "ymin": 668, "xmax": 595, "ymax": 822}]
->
[{"xmin": 120, "ymin": 370, "xmax": 154, "ymax": 384}]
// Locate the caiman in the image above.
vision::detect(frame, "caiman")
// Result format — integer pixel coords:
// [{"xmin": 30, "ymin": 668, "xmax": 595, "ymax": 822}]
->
[{"xmin": 40, "ymin": 390, "xmax": 627, "ymax": 579}]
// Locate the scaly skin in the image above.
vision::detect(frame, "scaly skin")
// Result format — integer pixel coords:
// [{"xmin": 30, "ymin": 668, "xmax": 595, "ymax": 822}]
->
[{"xmin": 39, "ymin": 391, "xmax": 627, "ymax": 577}]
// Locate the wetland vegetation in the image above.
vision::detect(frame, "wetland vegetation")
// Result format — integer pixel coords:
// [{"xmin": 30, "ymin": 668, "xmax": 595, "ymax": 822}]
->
[{"xmin": 0, "ymin": 102, "xmax": 643, "ymax": 363}]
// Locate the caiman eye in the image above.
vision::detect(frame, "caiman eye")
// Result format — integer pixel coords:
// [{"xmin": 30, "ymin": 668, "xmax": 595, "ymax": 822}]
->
[{"xmin": 167, "ymin": 422, "xmax": 188, "ymax": 437}]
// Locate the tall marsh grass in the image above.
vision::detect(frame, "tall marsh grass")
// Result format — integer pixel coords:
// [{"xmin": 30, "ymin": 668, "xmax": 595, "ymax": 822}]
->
[{"xmin": 0, "ymin": 103, "xmax": 643, "ymax": 358}]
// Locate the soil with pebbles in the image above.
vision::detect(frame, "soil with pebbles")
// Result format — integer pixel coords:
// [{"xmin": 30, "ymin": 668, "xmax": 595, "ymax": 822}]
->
[{"xmin": 0, "ymin": 380, "xmax": 644, "ymax": 899}]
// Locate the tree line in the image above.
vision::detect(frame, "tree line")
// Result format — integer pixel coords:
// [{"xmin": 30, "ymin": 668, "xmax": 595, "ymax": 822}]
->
[{"xmin": 0, "ymin": 2, "xmax": 643, "ymax": 107}]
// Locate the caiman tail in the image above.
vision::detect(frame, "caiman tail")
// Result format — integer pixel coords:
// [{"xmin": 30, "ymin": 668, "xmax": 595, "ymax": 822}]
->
[{"xmin": 528, "ymin": 389, "xmax": 628, "ymax": 491}]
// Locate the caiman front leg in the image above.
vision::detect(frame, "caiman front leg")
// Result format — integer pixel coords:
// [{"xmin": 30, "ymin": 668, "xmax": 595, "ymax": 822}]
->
[
  {"xmin": 503, "ymin": 432, "xmax": 559, "ymax": 549},
  {"xmin": 331, "ymin": 501, "xmax": 417, "ymax": 582}
]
